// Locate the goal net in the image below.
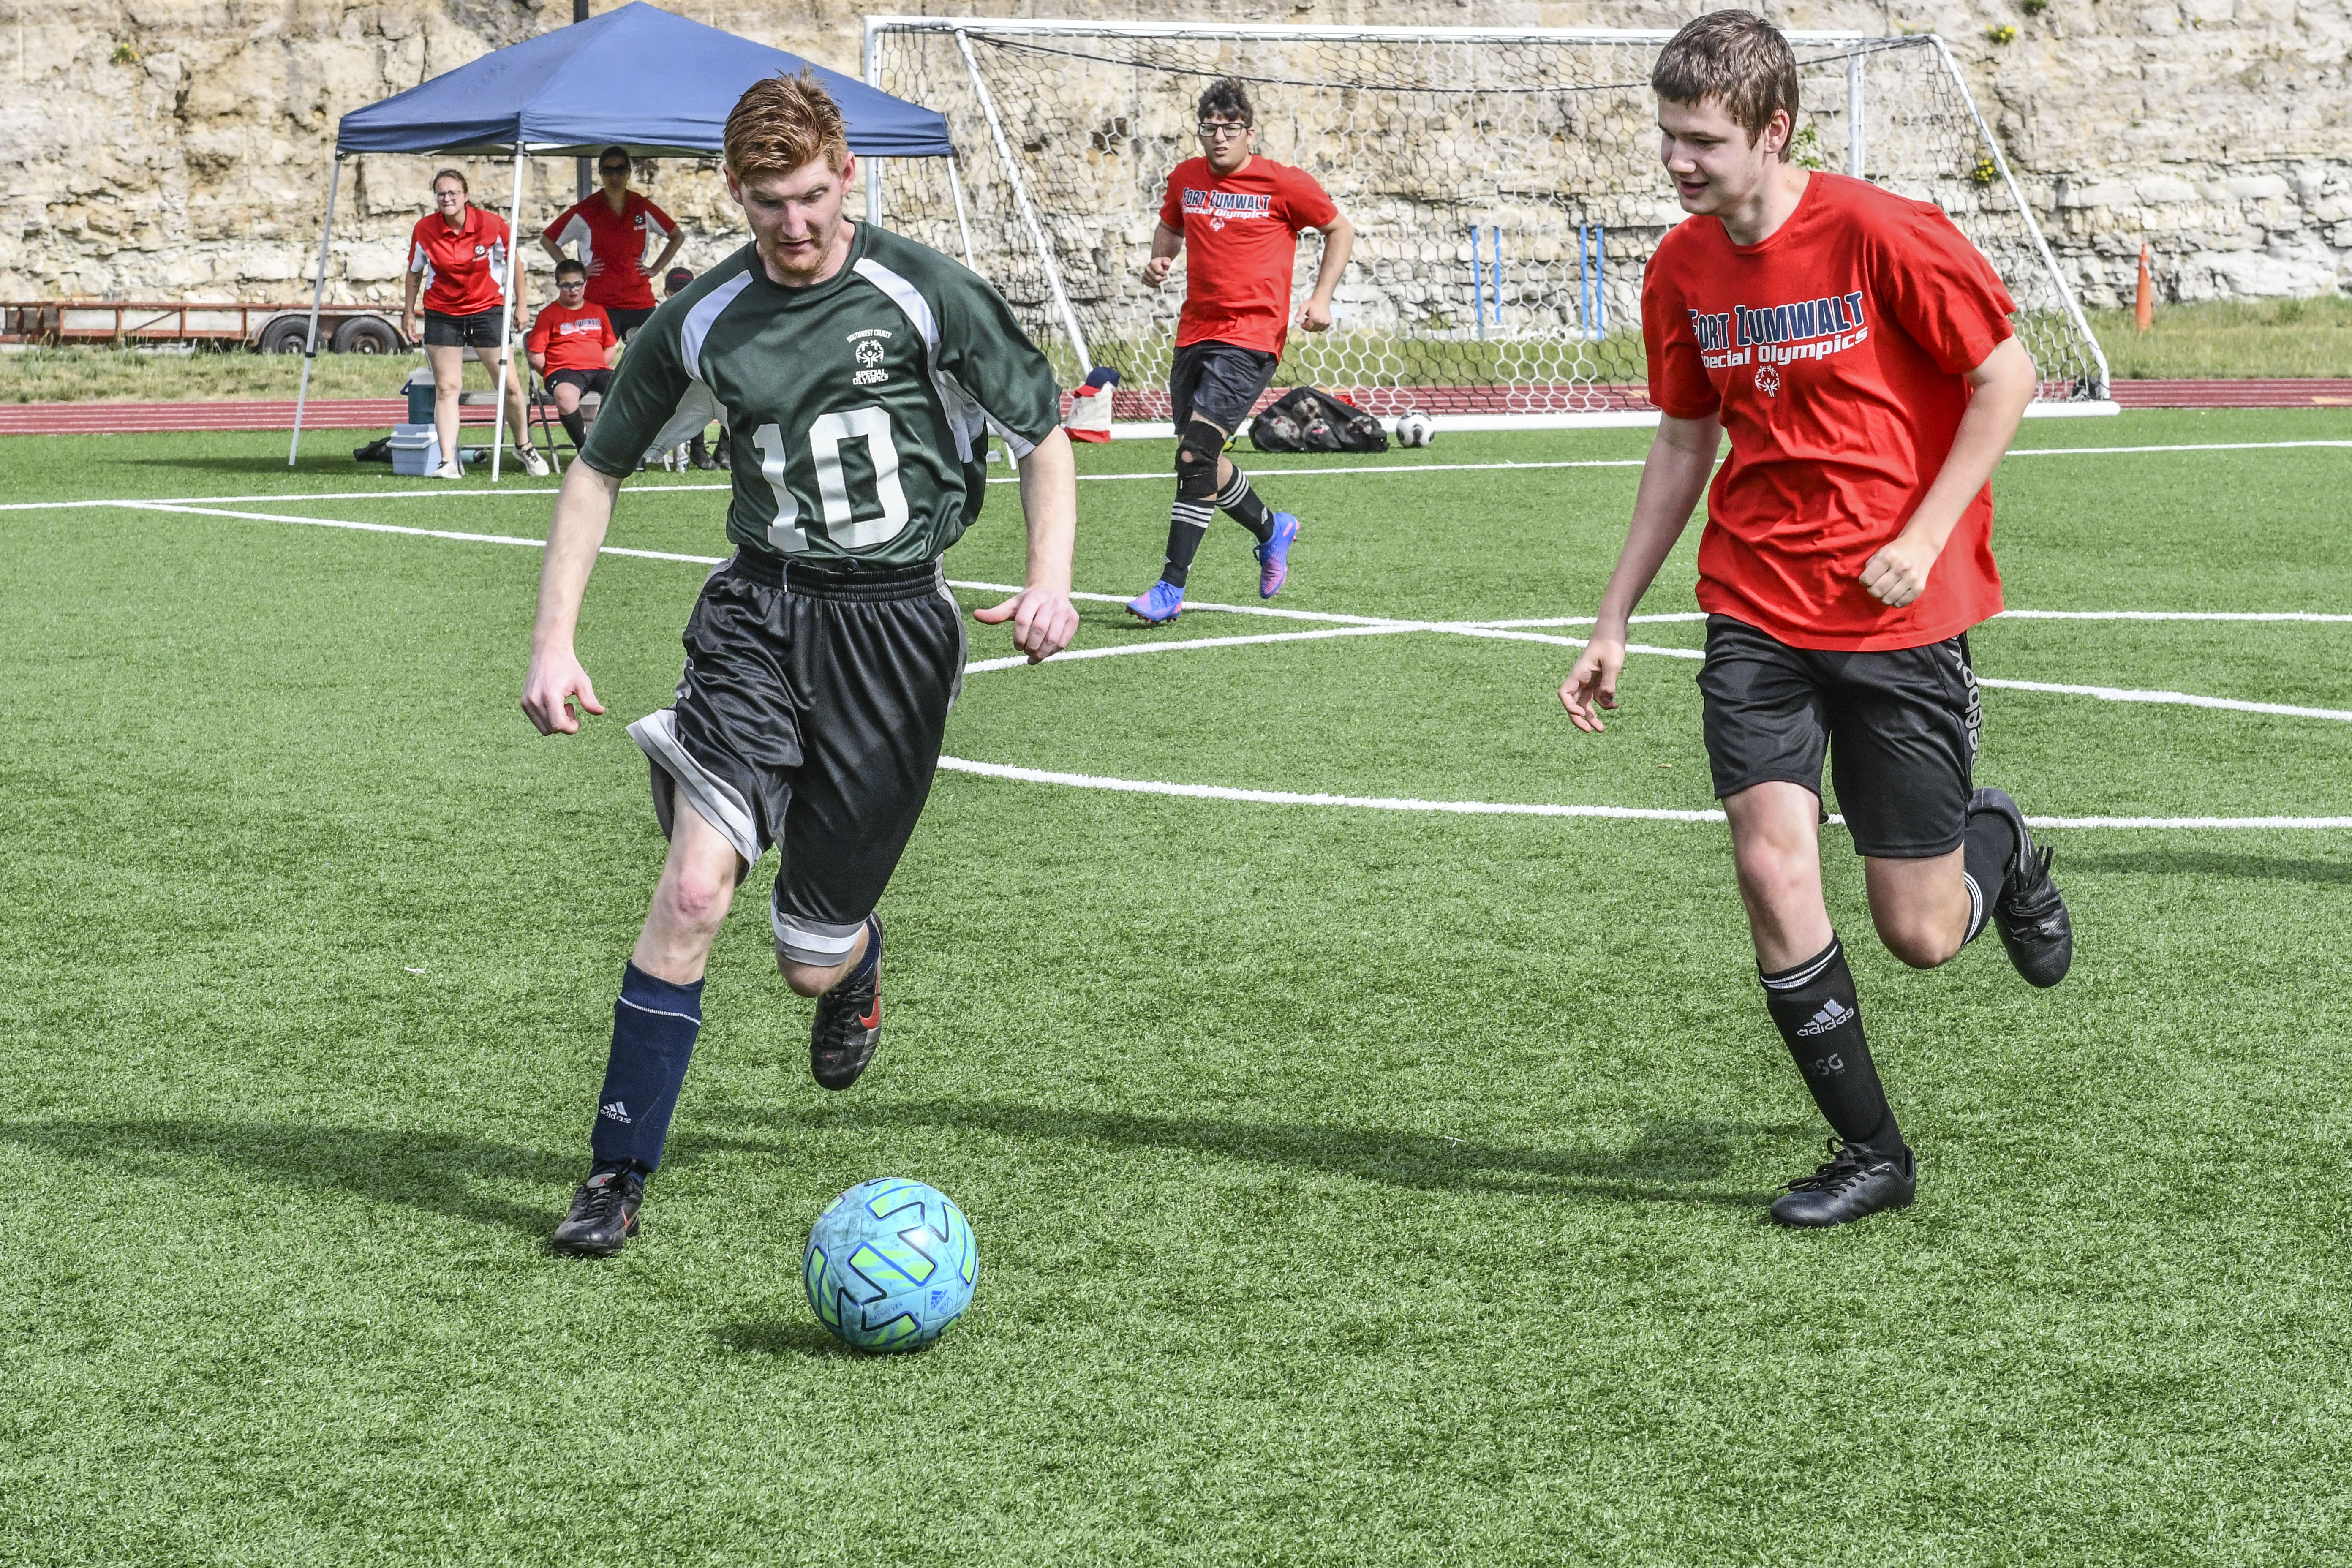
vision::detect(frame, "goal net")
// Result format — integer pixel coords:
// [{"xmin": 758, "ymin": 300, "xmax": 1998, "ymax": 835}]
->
[{"xmin": 862, "ymin": 20, "xmax": 2110, "ymax": 430}]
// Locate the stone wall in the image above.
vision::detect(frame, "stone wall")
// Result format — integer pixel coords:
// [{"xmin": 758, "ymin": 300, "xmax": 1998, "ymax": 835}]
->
[{"xmin": 2, "ymin": 0, "xmax": 2344, "ymax": 310}]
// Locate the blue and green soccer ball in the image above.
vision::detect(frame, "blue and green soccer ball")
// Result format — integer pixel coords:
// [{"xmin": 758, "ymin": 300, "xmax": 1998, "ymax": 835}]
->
[{"xmin": 803, "ymin": 1178, "xmax": 977, "ymax": 1352}]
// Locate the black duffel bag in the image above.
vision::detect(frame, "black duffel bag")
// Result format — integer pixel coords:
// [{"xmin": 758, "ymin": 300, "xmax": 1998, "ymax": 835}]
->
[{"xmin": 1247, "ymin": 386, "xmax": 1388, "ymax": 454}]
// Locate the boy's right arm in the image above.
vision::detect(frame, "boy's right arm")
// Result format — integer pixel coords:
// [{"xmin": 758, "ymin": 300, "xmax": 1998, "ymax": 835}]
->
[
  {"xmin": 521, "ymin": 462, "xmax": 623, "ymax": 735},
  {"xmin": 1558, "ymin": 412, "xmax": 1721, "ymax": 732},
  {"xmin": 1142, "ymin": 221, "xmax": 1183, "ymax": 288}
]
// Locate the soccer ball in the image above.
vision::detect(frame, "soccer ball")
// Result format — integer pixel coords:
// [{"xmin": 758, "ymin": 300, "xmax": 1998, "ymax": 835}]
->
[
  {"xmin": 803, "ymin": 1177, "xmax": 978, "ymax": 1352},
  {"xmin": 1395, "ymin": 410, "xmax": 1435, "ymax": 447}
]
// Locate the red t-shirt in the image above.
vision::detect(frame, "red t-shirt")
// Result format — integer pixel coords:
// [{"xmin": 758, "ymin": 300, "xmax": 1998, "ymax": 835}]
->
[
  {"xmin": 1158, "ymin": 156, "xmax": 1338, "ymax": 356},
  {"xmin": 544, "ymin": 192, "xmax": 675, "ymax": 311},
  {"xmin": 1643, "ymin": 172, "xmax": 2017, "ymax": 652},
  {"xmin": 408, "ymin": 206, "xmax": 512, "ymax": 317},
  {"xmin": 526, "ymin": 300, "xmax": 617, "ymax": 373}
]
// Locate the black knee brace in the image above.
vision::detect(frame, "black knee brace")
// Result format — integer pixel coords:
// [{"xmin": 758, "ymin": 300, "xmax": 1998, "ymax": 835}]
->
[{"xmin": 1174, "ymin": 418, "xmax": 1224, "ymax": 501}]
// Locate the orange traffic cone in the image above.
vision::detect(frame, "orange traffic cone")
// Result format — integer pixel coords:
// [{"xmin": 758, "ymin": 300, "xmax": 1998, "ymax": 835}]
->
[{"xmin": 2134, "ymin": 243, "xmax": 2153, "ymax": 332}]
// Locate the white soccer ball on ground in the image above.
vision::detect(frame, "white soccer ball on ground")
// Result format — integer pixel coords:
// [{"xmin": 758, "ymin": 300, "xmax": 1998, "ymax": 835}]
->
[{"xmin": 1395, "ymin": 410, "xmax": 1435, "ymax": 448}]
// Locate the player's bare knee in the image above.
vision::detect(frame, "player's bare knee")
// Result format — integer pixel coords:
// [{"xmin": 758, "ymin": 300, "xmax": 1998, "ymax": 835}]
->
[
  {"xmin": 660, "ymin": 864, "xmax": 735, "ymax": 934},
  {"xmin": 1733, "ymin": 840, "xmax": 1810, "ymax": 907},
  {"xmin": 1878, "ymin": 916, "xmax": 1960, "ymax": 970}
]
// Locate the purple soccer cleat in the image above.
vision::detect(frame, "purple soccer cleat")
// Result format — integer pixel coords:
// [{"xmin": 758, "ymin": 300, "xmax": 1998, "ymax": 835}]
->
[
  {"xmin": 1255, "ymin": 512, "xmax": 1300, "ymax": 599},
  {"xmin": 1127, "ymin": 579, "xmax": 1185, "ymax": 624}
]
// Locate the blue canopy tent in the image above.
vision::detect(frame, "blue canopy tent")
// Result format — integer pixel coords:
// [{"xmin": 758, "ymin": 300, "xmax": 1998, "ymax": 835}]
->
[{"xmin": 290, "ymin": 2, "xmax": 955, "ymax": 471}]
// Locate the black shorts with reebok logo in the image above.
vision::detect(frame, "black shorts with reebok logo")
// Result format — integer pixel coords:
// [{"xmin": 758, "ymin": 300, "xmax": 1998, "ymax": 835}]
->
[
  {"xmin": 421, "ymin": 308, "xmax": 508, "ymax": 349},
  {"xmin": 1171, "ymin": 339, "xmax": 1280, "ymax": 434},
  {"xmin": 1696, "ymin": 615, "xmax": 1982, "ymax": 859},
  {"xmin": 626, "ymin": 555, "xmax": 966, "ymax": 967}
]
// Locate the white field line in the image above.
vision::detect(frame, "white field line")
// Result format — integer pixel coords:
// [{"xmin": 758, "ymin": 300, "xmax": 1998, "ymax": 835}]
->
[
  {"xmin": 94, "ymin": 500, "xmax": 2352, "ymax": 721},
  {"xmin": 51, "ymin": 495, "xmax": 2352, "ymax": 829},
  {"xmin": 0, "ymin": 436, "xmax": 2341, "ymax": 516},
  {"xmin": 1996, "ymin": 609, "xmax": 2352, "ymax": 623},
  {"xmin": 932, "ymin": 759, "xmax": 2352, "ymax": 831},
  {"xmin": 1977, "ymin": 675, "xmax": 2352, "ymax": 724}
]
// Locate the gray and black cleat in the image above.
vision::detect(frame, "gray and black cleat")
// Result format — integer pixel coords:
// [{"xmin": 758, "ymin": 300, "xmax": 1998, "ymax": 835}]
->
[
  {"xmin": 1769, "ymin": 1139, "xmax": 1917, "ymax": 1228},
  {"xmin": 1969, "ymin": 786, "xmax": 2073, "ymax": 988}
]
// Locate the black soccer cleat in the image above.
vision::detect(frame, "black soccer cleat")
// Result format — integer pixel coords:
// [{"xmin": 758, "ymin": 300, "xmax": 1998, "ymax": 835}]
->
[
  {"xmin": 810, "ymin": 913, "xmax": 882, "ymax": 1092},
  {"xmin": 1970, "ymin": 786, "xmax": 2073, "ymax": 988},
  {"xmin": 1770, "ymin": 1138, "xmax": 1917, "ymax": 1228},
  {"xmin": 553, "ymin": 1166, "xmax": 644, "ymax": 1255}
]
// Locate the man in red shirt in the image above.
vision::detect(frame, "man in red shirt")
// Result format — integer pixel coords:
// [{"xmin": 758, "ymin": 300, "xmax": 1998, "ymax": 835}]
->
[
  {"xmin": 1559, "ymin": 13, "xmax": 2070, "ymax": 1228},
  {"xmin": 540, "ymin": 146, "xmax": 684, "ymax": 339},
  {"xmin": 1126, "ymin": 77, "xmax": 1353, "ymax": 622},
  {"xmin": 524, "ymin": 259, "xmax": 621, "ymax": 450}
]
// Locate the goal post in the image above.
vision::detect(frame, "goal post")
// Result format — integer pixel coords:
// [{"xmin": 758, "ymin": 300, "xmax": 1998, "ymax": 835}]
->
[{"xmin": 862, "ymin": 18, "xmax": 2112, "ymax": 433}]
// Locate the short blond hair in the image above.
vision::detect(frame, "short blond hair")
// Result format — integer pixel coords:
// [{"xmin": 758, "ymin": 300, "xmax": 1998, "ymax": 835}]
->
[{"xmin": 724, "ymin": 72, "xmax": 851, "ymax": 180}]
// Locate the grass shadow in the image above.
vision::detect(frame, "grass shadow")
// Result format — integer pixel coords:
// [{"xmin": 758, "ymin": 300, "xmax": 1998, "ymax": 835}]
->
[
  {"xmin": 0, "ymin": 1118, "xmax": 570, "ymax": 1238},
  {"xmin": 694, "ymin": 1101, "xmax": 1793, "ymax": 1211},
  {"xmin": 711, "ymin": 1321, "xmax": 863, "ymax": 1360},
  {"xmin": 2067, "ymin": 849, "xmax": 2352, "ymax": 886}
]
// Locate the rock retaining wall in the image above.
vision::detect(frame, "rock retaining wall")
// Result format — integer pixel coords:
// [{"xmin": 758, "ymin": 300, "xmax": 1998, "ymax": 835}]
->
[{"xmin": 3, "ymin": 0, "xmax": 2344, "ymax": 310}]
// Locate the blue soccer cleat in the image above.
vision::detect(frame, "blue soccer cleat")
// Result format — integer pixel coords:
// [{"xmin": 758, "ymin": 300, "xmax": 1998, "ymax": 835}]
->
[
  {"xmin": 1127, "ymin": 578, "xmax": 1185, "ymax": 623},
  {"xmin": 1255, "ymin": 512, "xmax": 1300, "ymax": 599}
]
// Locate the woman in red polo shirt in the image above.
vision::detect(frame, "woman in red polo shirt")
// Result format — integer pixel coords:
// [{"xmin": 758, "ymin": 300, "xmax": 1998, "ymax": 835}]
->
[
  {"xmin": 400, "ymin": 167, "xmax": 546, "ymax": 480},
  {"xmin": 539, "ymin": 146, "xmax": 683, "ymax": 339}
]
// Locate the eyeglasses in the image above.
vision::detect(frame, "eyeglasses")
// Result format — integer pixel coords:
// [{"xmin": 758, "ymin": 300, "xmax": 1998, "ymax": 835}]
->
[
  {"xmin": 433, "ymin": 188, "xmax": 465, "ymax": 201},
  {"xmin": 558, "ymin": 279, "xmax": 586, "ymax": 289},
  {"xmin": 1196, "ymin": 121, "xmax": 1250, "ymax": 140},
  {"xmin": 599, "ymin": 162, "xmax": 629, "ymax": 174}
]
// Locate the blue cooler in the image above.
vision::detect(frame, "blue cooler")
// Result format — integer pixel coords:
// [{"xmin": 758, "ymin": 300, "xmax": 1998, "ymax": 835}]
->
[{"xmin": 403, "ymin": 368, "xmax": 436, "ymax": 424}]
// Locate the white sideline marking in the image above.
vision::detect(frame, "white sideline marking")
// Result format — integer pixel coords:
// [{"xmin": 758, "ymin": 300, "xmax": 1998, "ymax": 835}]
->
[
  {"xmin": 0, "ymin": 437, "xmax": 2342, "ymax": 516},
  {"xmin": 75, "ymin": 493, "xmax": 2352, "ymax": 823},
  {"xmin": 1997, "ymin": 609, "xmax": 2352, "ymax": 623},
  {"xmin": 933, "ymin": 760, "xmax": 2352, "ymax": 831},
  {"xmin": 1978, "ymin": 676, "xmax": 2352, "ymax": 724}
]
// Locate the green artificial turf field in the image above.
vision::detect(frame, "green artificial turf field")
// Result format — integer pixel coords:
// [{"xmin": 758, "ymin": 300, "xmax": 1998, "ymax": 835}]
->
[{"xmin": 5, "ymin": 412, "xmax": 2352, "ymax": 1564}]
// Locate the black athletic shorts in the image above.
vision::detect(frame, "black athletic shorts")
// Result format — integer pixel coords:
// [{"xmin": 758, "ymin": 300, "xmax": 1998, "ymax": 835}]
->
[
  {"xmin": 1696, "ymin": 614, "xmax": 1982, "ymax": 859},
  {"xmin": 605, "ymin": 305, "xmax": 656, "ymax": 339},
  {"xmin": 626, "ymin": 555, "xmax": 966, "ymax": 966},
  {"xmin": 421, "ymin": 308, "xmax": 508, "ymax": 349},
  {"xmin": 1171, "ymin": 340, "xmax": 1280, "ymax": 434},
  {"xmin": 545, "ymin": 367, "xmax": 613, "ymax": 397}
]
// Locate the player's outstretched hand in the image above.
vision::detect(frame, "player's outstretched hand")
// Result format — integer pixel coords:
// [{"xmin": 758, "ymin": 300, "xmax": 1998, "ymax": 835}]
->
[
  {"xmin": 973, "ymin": 588, "xmax": 1079, "ymax": 664},
  {"xmin": 521, "ymin": 645, "xmax": 606, "ymax": 735},
  {"xmin": 1560, "ymin": 637, "xmax": 1626, "ymax": 734},
  {"xmin": 1860, "ymin": 532, "xmax": 1937, "ymax": 608}
]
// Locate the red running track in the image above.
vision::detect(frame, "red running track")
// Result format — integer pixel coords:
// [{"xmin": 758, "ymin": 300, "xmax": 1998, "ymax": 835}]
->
[{"xmin": 0, "ymin": 381, "xmax": 2347, "ymax": 436}]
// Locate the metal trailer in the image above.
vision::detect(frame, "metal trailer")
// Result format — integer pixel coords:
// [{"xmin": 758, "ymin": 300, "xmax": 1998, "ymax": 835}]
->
[{"xmin": 0, "ymin": 300, "xmax": 410, "ymax": 354}]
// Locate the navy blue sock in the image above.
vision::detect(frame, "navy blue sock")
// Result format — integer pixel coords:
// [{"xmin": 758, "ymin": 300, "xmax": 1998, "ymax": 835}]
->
[
  {"xmin": 589, "ymin": 962, "xmax": 704, "ymax": 1174},
  {"xmin": 834, "ymin": 915, "xmax": 880, "ymax": 993}
]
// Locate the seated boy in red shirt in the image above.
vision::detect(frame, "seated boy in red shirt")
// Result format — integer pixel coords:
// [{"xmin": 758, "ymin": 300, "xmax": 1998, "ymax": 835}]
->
[
  {"xmin": 1559, "ymin": 12, "xmax": 2072, "ymax": 1228},
  {"xmin": 525, "ymin": 259, "xmax": 621, "ymax": 448}
]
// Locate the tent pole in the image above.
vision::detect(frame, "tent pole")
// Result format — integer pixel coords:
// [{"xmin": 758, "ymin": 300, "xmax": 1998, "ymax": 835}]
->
[
  {"xmin": 288, "ymin": 153, "xmax": 343, "ymax": 468},
  {"xmin": 946, "ymin": 155, "xmax": 975, "ymax": 271},
  {"xmin": 862, "ymin": 14, "xmax": 885, "ymax": 227},
  {"xmin": 490, "ymin": 144, "xmax": 525, "ymax": 482}
]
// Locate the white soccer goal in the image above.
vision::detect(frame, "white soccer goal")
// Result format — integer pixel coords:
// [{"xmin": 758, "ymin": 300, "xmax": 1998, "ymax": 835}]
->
[{"xmin": 861, "ymin": 19, "xmax": 2112, "ymax": 433}]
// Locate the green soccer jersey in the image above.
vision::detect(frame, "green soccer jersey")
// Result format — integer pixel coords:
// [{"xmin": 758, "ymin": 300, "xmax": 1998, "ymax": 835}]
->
[{"xmin": 580, "ymin": 224, "xmax": 1062, "ymax": 566}]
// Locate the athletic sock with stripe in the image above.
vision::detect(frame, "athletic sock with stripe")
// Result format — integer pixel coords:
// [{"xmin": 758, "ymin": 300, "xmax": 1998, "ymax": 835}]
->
[
  {"xmin": 588, "ymin": 962, "xmax": 705, "ymax": 1175},
  {"xmin": 1960, "ymin": 810, "xmax": 2017, "ymax": 944},
  {"xmin": 1157, "ymin": 497, "xmax": 1214, "ymax": 589},
  {"xmin": 1759, "ymin": 936, "xmax": 1903, "ymax": 1157},
  {"xmin": 1214, "ymin": 467, "xmax": 1276, "ymax": 542}
]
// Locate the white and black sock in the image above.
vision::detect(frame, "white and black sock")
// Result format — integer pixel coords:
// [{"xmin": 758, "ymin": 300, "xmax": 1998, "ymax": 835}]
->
[
  {"xmin": 1759, "ymin": 936, "xmax": 1903, "ymax": 1156},
  {"xmin": 1214, "ymin": 467, "xmax": 1275, "ymax": 542}
]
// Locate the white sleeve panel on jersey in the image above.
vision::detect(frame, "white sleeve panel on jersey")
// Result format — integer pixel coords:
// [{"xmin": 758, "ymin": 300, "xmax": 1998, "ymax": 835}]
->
[
  {"xmin": 679, "ymin": 271, "xmax": 756, "ymax": 384},
  {"xmin": 852, "ymin": 256, "xmax": 1034, "ymax": 461},
  {"xmin": 641, "ymin": 379, "xmax": 725, "ymax": 460},
  {"xmin": 553, "ymin": 212, "xmax": 593, "ymax": 267},
  {"xmin": 410, "ymin": 240, "xmax": 429, "ymax": 276}
]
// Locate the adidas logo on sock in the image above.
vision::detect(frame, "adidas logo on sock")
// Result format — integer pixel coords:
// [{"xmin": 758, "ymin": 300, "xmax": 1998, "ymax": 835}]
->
[
  {"xmin": 1796, "ymin": 999, "xmax": 1854, "ymax": 1037},
  {"xmin": 600, "ymin": 1100, "xmax": 632, "ymax": 1124}
]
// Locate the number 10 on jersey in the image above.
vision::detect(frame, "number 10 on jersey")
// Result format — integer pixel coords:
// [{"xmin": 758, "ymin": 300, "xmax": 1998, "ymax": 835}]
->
[{"xmin": 751, "ymin": 406, "xmax": 912, "ymax": 553}]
